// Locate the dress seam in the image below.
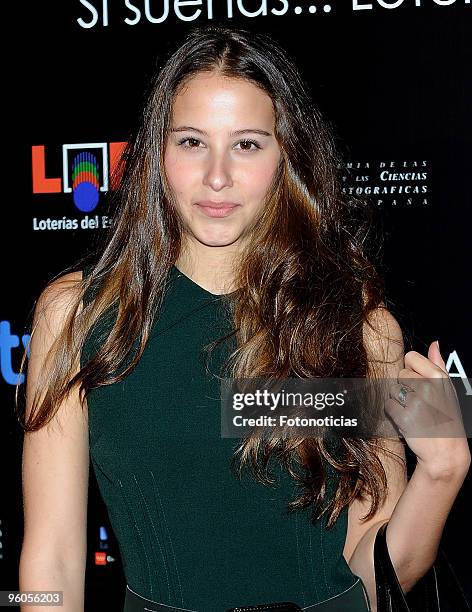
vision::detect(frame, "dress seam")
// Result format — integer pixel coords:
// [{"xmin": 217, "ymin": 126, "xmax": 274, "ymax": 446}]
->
[
  {"xmin": 150, "ymin": 468, "xmax": 185, "ymax": 607},
  {"xmin": 301, "ymin": 577, "xmax": 361, "ymax": 609},
  {"xmin": 132, "ymin": 472, "xmax": 172, "ymax": 603},
  {"xmin": 118, "ymin": 477, "xmax": 156, "ymax": 600},
  {"xmin": 126, "ymin": 584, "xmax": 197, "ymax": 611}
]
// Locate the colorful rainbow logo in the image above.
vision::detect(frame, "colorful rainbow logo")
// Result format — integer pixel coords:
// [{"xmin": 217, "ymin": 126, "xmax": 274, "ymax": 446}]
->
[{"xmin": 71, "ymin": 151, "xmax": 100, "ymax": 212}]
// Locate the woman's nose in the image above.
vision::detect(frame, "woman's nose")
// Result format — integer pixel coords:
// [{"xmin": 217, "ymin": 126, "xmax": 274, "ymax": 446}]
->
[{"xmin": 202, "ymin": 153, "xmax": 234, "ymax": 190}]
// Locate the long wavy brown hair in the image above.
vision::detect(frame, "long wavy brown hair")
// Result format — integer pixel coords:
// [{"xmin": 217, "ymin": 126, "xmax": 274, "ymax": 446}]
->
[{"xmin": 17, "ymin": 23, "xmax": 404, "ymax": 528}]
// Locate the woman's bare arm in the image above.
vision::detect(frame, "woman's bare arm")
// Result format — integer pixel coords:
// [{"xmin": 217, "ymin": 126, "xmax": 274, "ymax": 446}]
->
[
  {"xmin": 344, "ymin": 307, "xmax": 471, "ymax": 612},
  {"xmin": 19, "ymin": 271, "xmax": 89, "ymax": 612}
]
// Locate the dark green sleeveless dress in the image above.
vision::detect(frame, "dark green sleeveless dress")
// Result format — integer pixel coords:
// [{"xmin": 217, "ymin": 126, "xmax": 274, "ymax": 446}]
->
[{"xmin": 80, "ymin": 264, "xmax": 370, "ymax": 611}]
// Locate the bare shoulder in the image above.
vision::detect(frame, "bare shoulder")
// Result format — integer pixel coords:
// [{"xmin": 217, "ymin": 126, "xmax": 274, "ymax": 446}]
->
[
  {"xmin": 32, "ymin": 270, "xmax": 84, "ymax": 337},
  {"xmin": 363, "ymin": 303, "xmax": 404, "ymax": 377},
  {"xmin": 36, "ymin": 270, "xmax": 83, "ymax": 311},
  {"xmin": 26, "ymin": 269, "xmax": 87, "ymax": 422},
  {"xmin": 362, "ymin": 304, "xmax": 407, "ymax": 456}
]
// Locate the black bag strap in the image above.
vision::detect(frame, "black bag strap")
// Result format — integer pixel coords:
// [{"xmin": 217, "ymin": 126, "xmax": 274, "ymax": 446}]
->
[
  {"xmin": 374, "ymin": 522, "xmax": 411, "ymax": 611},
  {"xmin": 374, "ymin": 521, "xmax": 470, "ymax": 612}
]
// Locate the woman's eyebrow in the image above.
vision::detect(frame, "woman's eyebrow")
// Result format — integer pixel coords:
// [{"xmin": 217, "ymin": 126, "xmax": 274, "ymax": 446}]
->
[{"xmin": 170, "ymin": 126, "xmax": 272, "ymax": 137}]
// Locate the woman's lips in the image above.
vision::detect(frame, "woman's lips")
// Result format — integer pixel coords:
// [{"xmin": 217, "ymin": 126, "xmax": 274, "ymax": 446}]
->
[{"xmin": 194, "ymin": 203, "xmax": 240, "ymax": 218}]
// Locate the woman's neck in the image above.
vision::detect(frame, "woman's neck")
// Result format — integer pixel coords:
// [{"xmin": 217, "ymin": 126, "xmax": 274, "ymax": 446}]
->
[{"xmin": 175, "ymin": 243, "xmax": 240, "ymax": 296}]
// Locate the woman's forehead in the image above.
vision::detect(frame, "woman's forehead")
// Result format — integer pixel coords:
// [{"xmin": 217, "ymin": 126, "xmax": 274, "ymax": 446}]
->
[{"xmin": 171, "ymin": 73, "xmax": 275, "ymax": 128}]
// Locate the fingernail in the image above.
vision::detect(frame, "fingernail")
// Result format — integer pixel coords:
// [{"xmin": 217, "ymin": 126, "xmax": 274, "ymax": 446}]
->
[{"xmin": 436, "ymin": 339, "xmax": 440, "ymax": 352}]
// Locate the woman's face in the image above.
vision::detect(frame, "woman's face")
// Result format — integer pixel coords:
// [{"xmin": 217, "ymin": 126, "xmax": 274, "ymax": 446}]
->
[{"xmin": 164, "ymin": 72, "xmax": 281, "ymax": 249}]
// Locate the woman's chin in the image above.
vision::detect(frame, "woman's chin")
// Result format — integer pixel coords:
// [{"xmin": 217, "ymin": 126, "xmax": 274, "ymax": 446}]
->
[{"xmin": 192, "ymin": 228, "xmax": 243, "ymax": 248}]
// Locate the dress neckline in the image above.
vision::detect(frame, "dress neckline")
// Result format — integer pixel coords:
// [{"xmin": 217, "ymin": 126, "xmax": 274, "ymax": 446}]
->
[{"xmin": 171, "ymin": 264, "xmax": 239, "ymax": 298}]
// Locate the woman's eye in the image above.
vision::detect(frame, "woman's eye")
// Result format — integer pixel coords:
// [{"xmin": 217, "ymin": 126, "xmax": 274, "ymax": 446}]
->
[
  {"xmin": 176, "ymin": 138, "xmax": 261, "ymax": 151},
  {"xmin": 235, "ymin": 139, "xmax": 261, "ymax": 151},
  {"xmin": 177, "ymin": 137, "xmax": 202, "ymax": 149}
]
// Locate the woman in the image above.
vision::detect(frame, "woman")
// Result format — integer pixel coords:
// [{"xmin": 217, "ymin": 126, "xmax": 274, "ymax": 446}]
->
[{"xmin": 18, "ymin": 23, "xmax": 470, "ymax": 612}]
